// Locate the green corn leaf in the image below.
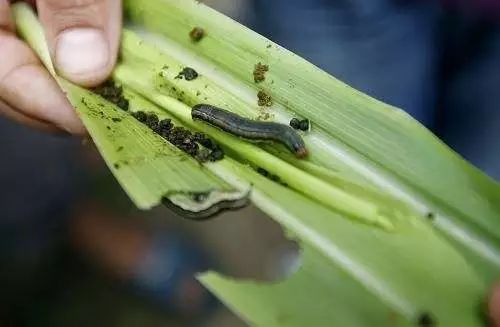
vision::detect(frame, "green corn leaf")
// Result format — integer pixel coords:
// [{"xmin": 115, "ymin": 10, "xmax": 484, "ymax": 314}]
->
[
  {"xmin": 114, "ymin": 60, "xmax": 398, "ymax": 231},
  {"xmin": 200, "ymin": 162, "xmax": 485, "ymax": 327},
  {"xmin": 123, "ymin": 91, "xmax": 487, "ymax": 326},
  {"xmin": 13, "ymin": 2, "xmax": 55, "ymax": 75},
  {"xmin": 63, "ymin": 80, "xmax": 247, "ymax": 210},
  {"xmin": 13, "ymin": 1, "xmax": 499, "ymax": 326},
  {"xmin": 12, "ymin": 3, "xmax": 248, "ymax": 212},
  {"xmin": 124, "ymin": 0, "xmax": 500, "ymax": 282},
  {"xmin": 125, "ymin": 0, "xmax": 500, "ymax": 226}
]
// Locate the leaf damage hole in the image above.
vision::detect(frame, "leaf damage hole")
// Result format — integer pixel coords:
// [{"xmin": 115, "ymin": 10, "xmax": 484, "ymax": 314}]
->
[{"xmin": 167, "ymin": 204, "xmax": 302, "ymax": 283}]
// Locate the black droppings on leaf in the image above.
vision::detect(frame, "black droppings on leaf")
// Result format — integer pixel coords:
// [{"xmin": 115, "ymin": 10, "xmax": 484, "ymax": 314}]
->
[
  {"xmin": 159, "ymin": 119, "xmax": 173, "ymax": 132},
  {"xmin": 116, "ymin": 97, "xmax": 129, "ymax": 111},
  {"xmin": 92, "ymin": 80, "xmax": 129, "ymax": 111},
  {"xmin": 253, "ymin": 62, "xmax": 269, "ymax": 83},
  {"xmin": 203, "ymin": 139, "xmax": 217, "ymax": 150},
  {"xmin": 145, "ymin": 113, "xmax": 159, "ymax": 131},
  {"xmin": 299, "ymin": 119, "xmax": 310, "ymax": 131},
  {"xmin": 176, "ymin": 67, "xmax": 199, "ymax": 81},
  {"xmin": 257, "ymin": 90, "xmax": 273, "ymax": 107},
  {"xmin": 290, "ymin": 118, "xmax": 310, "ymax": 131},
  {"xmin": 112, "ymin": 118, "xmax": 122, "ymax": 123},
  {"xmin": 417, "ymin": 312, "xmax": 436, "ymax": 327},
  {"xmin": 132, "ymin": 111, "xmax": 147, "ymax": 123},
  {"xmin": 193, "ymin": 132, "xmax": 207, "ymax": 143},
  {"xmin": 290, "ymin": 118, "xmax": 301, "ymax": 130},
  {"xmin": 195, "ymin": 148, "xmax": 211, "ymax": 162},
  {"xmin": 256, "ymin": 167, "xmax": 269, "ymax": 177},
  {"xmin": 256, "ymin": 167, "xmax": 288, "ymax": 186},
  {"xmin": 208, "ymin": 147, "xmax": 225, "ymax": 161},
  {"xmin": 130, "ymin": 111, "xmax": 223, "ymax": 162},
  {"xmin": 189, "ymin": 27, "xmax": 205, "ymax": 42},
  {"xmin": 194, "ymin": 132, "xmax": 217, "ymax": 150}
]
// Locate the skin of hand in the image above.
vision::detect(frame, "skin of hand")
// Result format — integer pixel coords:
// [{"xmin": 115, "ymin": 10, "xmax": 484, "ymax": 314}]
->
[
  {"xmin": 490, "ymin": 284, "xmax": 500, "ymax": 326},
  {"xmin": 0, "ymin": 0, "xmax": 122, "ymax": 134}
]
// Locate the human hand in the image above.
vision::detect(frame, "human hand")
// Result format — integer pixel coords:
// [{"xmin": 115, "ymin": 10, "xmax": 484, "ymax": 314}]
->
[
  {"xmin": 490, "ymin": 284, "xmax": 500, "ymax": 326},
  {"xmin": 0, "ymin": 0, "xmax": 122, "ymax": 134}
]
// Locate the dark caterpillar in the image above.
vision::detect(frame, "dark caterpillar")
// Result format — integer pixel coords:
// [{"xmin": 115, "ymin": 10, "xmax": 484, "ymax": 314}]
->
[{"xmin": 191, "ymin": 104, "xmax": 308, "ymax": 158}]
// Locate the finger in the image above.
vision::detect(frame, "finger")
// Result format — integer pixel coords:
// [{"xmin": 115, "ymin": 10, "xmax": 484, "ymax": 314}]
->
[
  {"xmin": 0, "ymin": 0, "xmax": 13, "ymax": 31},
  {"xmin": 489, "ymin": 284, "xmax": 500, "ymax": 327},
  {"xmin": 37, "ymin": 0, "xmax": 122, "ymax": 87},
  {"xmin": 0, "ymin": 30, "xmax": 86, "ymax": 134},
  {"xmin": 0, "ymin": 98, "xmax": 62, "ymax": 133}
]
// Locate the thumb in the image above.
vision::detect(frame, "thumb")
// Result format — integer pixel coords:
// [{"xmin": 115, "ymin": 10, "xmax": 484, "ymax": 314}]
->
[{"xmin": 36, "ymin": 0, "xmax": 122, "ymax": 87}]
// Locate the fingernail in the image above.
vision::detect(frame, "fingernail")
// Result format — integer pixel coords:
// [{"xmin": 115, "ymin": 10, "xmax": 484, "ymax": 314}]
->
[{"xmin": 55, "ymin": 28, "xmax": 109, "ymax": 76}]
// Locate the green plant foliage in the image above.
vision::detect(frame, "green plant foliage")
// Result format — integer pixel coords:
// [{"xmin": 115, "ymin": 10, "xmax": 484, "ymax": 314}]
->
[{"xmin": 13, "ymin": 1, "xmax": 500, "ymax": 326}]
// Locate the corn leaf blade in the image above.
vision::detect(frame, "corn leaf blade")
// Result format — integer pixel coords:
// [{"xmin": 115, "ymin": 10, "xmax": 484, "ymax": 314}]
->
[
  {"xmin": 13, "ymin": 2, "xmax": 499, "ymax": 326},
  {"xmin": 125, "ymin": 0, "xmax": 500, "ymax": 281}
]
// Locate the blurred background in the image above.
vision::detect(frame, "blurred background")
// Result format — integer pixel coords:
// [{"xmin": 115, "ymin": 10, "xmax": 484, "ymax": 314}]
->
[{"xmin": 1, "ymin": 0, "xmax": 499, "ymax": 326}]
